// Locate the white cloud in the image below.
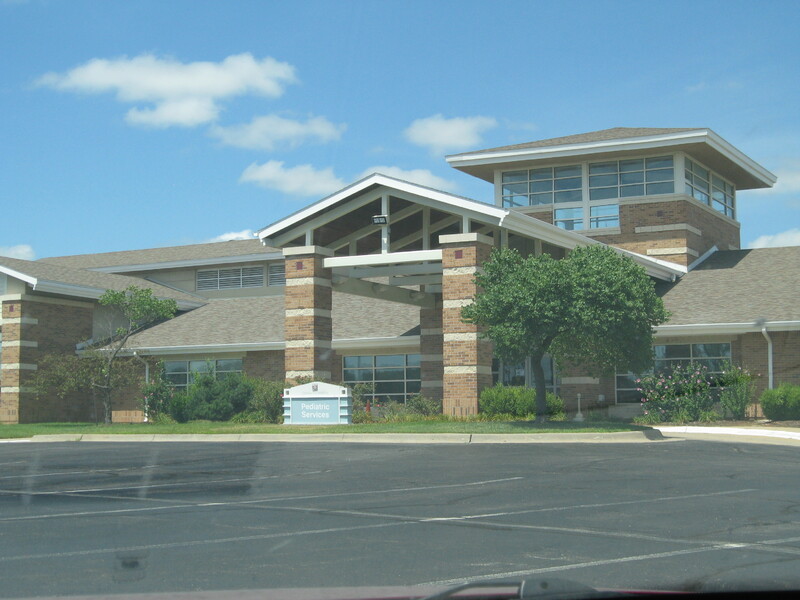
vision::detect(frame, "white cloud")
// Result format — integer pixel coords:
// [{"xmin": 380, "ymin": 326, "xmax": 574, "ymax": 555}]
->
[
  {"xmin": 0, "ymin": 244, "xmax": 35, "ymax": 260},
  {"xmin": 239, "ymin": 160, "xmax": 345, "ymax": 197},
  {"xmin": 748, "ymin": 228, "xmax": 800, "ymax": 248},
  {"xmin": 206, "ymin": 229, "xmax": 255, "ymax": 243},
  {"xmin": 358, "ymin": 166, "xmax": 457, "ymax": 192},
  {"xmin": 37, "ymin": 53, "xmax": 297, "ymax": 128},
  {"xmin": 404, "ymin": 114, "xmax": 497, "ymax": 155},
  {"xmin": 210, "ymin": 114, "xmax": 345, "ymax": 150}
]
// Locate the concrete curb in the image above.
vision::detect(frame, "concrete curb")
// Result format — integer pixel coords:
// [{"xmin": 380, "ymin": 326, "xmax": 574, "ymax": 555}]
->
[{"xmin": 27, "ymin": 430, "xmax": 665, "ymax": 444}]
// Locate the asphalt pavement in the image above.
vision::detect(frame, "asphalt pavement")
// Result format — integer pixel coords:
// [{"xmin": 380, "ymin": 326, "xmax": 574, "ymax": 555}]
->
[{"xmin": 2, "ymin": 439, "xmax": 800, "ymax": 597}]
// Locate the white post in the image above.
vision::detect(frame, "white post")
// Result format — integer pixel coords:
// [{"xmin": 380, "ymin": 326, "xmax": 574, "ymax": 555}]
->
[{"xmin": 573, "ymin": 392, "xmax": 584, "ymax": 422}]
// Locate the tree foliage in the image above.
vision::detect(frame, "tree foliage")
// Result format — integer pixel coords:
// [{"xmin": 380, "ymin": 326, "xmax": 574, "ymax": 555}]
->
[
  {"xmin": 462, "ymin": 245, "xmax": 669, "ymax": 420},
  {"xmin": 89, "ymin": 286, "xmax": 178, "ymax": 423}
]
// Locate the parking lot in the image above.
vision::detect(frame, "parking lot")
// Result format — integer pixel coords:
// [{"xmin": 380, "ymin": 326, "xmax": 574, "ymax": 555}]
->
[{"xmin": 1, "ymin": 439, "xmax": 800, "ymax": 597}]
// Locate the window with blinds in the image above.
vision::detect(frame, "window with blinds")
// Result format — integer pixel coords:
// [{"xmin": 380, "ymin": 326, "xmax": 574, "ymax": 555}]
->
[{"xmin": 196, "ymin": 266, "xmax": 264, "ymax": 291}]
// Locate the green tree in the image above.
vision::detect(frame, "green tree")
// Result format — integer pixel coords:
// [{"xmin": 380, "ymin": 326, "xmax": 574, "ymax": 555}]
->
[
  {"xmin": 89, "ymin": 286, "xmax": 178, "ymax": 423},
  {"xmin": 462, "ymin": 245, "xmax": 669, "ymax": 421}
]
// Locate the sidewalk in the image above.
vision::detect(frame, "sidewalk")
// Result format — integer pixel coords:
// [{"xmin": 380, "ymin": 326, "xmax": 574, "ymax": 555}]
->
[{"xmin": 655, "ymin": 425, "xmax": 800, "ymax": 446}]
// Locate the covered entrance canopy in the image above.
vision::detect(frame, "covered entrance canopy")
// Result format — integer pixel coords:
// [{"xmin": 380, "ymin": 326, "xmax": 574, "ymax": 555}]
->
[{"xmin": 256, "ymin": 173, "xmax": 683, "ymax": 414}]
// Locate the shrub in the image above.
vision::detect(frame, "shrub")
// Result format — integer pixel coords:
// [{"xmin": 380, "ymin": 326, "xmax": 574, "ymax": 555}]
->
[
  {"xmin": 717, "ymin": 363, "xmax": 755, "ymax": 420},
  {"xmin": 245, "ymin": 379, "xmax": 285, "ymax": 423},
  {"xmin": 182, "ymin": 372, "xmax": 255, "ymax": 421},
  {"xmin": 638, "ymin": 363, "xmax": 715, "ymax": 423},
  {"xmin": 406, "ymin": 394, "xmax": 441, "ymax": 416},
  {"xmin": 760, "ymin": 384, "xmax": 800, "ymax": 421},
  {"xmin": 479, "ymin": 384, "xmax": 564, "ymax": 420}
]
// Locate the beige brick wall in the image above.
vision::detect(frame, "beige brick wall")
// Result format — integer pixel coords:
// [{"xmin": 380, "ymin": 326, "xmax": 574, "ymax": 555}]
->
[
  {"xmin": 283, "ymin": 249, "xmax": 333, "ymax": 381},
  {"xmin": 1, "ymin": 298, "xmax": 94, "ymax": 423},
  {"xmin": 441, "ymin": 236, "xmax": 493, "ymax": 415}
]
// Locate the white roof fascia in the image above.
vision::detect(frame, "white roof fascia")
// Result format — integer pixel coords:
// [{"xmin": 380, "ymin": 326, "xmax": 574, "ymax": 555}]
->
[
  {"xmin": 687, "ymin": 245, "xmax": 718, "ymax": 271},
  {"xmin": 121, "ymin": 342, "xmax": 285, "ymax": 356},
  {"xmin": 90, "ymin": 252, "xmax": 283, "ymax": 273},
  {"xmin": 31, "ymin": 279, "xmax": 205, "ymax": 310},
  {"xmin": 447, "ymin": 129, "xmax": 776, "ymax": 188},
  {"xmin": 612, "ymin": 247, "xmax": 687, "ymax": 279},
  {"xmin": 256, "ymin": 173, "xmax": 506, "ymax": 243},
  {"xmin": 0, "ymin": 265, "xmax": 38, "ymax": 287},
  {"xmin": 705, "ymin": 130, "xmax": 777, "ymax": 187},
  {"xmin": 656, "ymin": 321, "xmax": 800, "ymax": 337},
  {"xmin": 333, "ymin": 336, "xmax": 420, "ymax": 350},
  {"xmin": 122, "ymin": 335, "xmax": 421, "ymax": 356},
  {"xmin": 447, "ymin": 130, "xmax": 712, "ymax": 167}
]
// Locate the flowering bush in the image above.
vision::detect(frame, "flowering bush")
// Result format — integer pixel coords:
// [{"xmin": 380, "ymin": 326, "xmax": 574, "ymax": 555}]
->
[{"xmin": 637, "ymin": 363, "xmax": 716, "ymax": 423}]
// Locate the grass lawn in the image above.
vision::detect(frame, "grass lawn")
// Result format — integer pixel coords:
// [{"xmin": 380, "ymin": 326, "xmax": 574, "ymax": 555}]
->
[{"xmin": 0, "ymin": 420, "xmax": 648, "ymax": 439}]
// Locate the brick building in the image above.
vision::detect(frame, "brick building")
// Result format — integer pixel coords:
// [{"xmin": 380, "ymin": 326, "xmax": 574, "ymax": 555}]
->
[{"xmin": 1, "ymin": 127, "xmax": 797, "ymax": 423}]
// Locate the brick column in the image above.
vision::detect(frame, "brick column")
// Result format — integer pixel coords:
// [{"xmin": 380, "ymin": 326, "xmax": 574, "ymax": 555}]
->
[
  {"xmin": 419, "ymin": 295, "xmax": 443, "ymax": 403},
  {"xmin": 440, "ymin": 233, "xmax": 493, "ymax": 416},
  {"xmin": 1, "ymin": 300, "xmax": 38, "ymax": 424},
  {"xmin": 283, "ymin": 246, "xmax": 334, "ymax": 382}
]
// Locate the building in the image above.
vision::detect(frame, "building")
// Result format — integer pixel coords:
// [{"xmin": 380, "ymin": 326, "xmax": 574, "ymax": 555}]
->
[{"xmin": 1, "ymin": 127, "xmax": 797, "ymax": 423}]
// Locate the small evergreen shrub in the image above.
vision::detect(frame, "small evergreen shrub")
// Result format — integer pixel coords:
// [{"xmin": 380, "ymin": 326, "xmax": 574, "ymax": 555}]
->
[
  {"xmin": 182, "ymin": 372, "xmax": 255, "ymax": 421},
  {"xmin": 760, "ymin": 384, "xmax": 800, "ymax": 421},
  {"xmin": 479, "ymin": 384, "xmax": 564, "ymax": 419},
  {"xmin": 245, "ymin": 379, "xmax": 285, "ymax": 423},
  {"xmin": 140, "ymin": 362, "xmax": 174, "ymax": 421}
]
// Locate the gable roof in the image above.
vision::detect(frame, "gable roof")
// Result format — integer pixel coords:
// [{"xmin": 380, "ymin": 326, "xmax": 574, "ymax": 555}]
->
[
  {"xmin": 447, "ymin": 127, "xmax": 776, "ymax": 190},
  {"xmin": 0, "ymin": 256, "xmax": 205, "ymax": 309},
  {"xmin": 39, "ymin": 239, "xmax": 280, "ymax": 273},
  {"xmin": 125, "ymin": 293, "xmax": 420, "ymax": 354},
  {"xmin": 657, "ymin": 247, "xmax": 800, "ymax": 334},
  {"xmin": 256, "ymin": 172, "xmax": 685, "ymax": 281}
]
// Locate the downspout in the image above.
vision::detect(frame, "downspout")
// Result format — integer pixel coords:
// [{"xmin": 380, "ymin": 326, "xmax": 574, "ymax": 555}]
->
[{"xmin": 761, "ymin": 325, "xmax": 774, "ymax": 390}]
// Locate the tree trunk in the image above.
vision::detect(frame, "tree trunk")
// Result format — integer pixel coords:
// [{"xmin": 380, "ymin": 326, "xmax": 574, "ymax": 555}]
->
[{"xmin": 531, "ymin": 354, "xmax": 548, "ymax": 423}]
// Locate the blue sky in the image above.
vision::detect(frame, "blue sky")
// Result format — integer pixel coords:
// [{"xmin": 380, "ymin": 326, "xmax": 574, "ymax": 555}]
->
[{"xmin": 2, "ymin": 0, "xmax": 799, "ymax": 260}]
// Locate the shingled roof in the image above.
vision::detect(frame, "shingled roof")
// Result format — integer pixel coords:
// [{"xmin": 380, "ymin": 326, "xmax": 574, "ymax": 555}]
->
[
  {"xmin": 126, "ymin": 293, "xmax": 420, "ymax": 350},
  {"xmin": 39, "ymin": 239, "xmax": 277, "ymax": 270},
  {"xmin": 0, "ymin": 256, "xmax": 205, "ymax": 307},
  {"xmin": 659, "ymin": 247, "xmax": 800, "ymax": 326},
  {"xmin": 449, "ymin": 127, "xmax": 701, "ymax": 157}
]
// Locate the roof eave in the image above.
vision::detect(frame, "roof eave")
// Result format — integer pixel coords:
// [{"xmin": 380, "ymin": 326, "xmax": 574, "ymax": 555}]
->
[
  {"xmin": 256, "ymin": 173, "xmax": 507, "ymax": 245},
  {"xmin": 447, "ymin": 129, "xmax": 777, "ymax": 189},
  {"xmin": 31, "ymin": 279, "xmax": 205, "ymax": 310},
  {"xmin": 90, "ymin": 252, "xmax": 284, "ymax": 274},
  {"xmin": 656, "ymin": 320, "xmax": 800, "ymax": 337}
]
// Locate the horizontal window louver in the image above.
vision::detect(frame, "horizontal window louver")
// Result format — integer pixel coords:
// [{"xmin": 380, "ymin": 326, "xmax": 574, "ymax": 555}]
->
[
  {"xmin": 268, "ymin": 263, "xmax": 286, "ymax": 286},
  {"xmin": 196, "ymin": 266, "xmax": 264, "ymax": 291}
]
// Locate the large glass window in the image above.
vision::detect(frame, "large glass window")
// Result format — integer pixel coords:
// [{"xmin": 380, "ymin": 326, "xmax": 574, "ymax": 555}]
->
[
  {"xmin": 615, "ymin": 342, "xmax": 732, "ymax": 403},
  {"xmin": 685, "ymin": 159, "xmax": 735, "ymax": 218},
  {"xmin": 164, "ymin": 359, "xmax": 243, "ymax": 389},
  {"xmin": 501, "ymin": 164, "xmax": 581, "ymax": 207},
  {"xmin": 589, "ymin": 156, "xmax": 674, "ymax": 201},
  {"xmin": 342, "ymin": 354, "xmax": 421, "ymax": 403},
  {"xmin": 554, "ymin": 207, "xmax": 584, "ymax": 231}
]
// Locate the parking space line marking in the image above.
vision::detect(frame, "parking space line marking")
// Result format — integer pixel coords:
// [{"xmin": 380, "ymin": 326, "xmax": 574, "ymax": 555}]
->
[
  {"xmin": 420, "ymin": 488, "xmax": 757, "ymax": 522},
  {"xmin": 422, "ymin": 543, "xmax": 753, "ymax": 586},
  {"xmin": 0, "ymin": 476, "xmax": 523, "ymax": 522},
  {"xmin": 0, "ymin": 521, "xmax": 416, "ymax": 563}
]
